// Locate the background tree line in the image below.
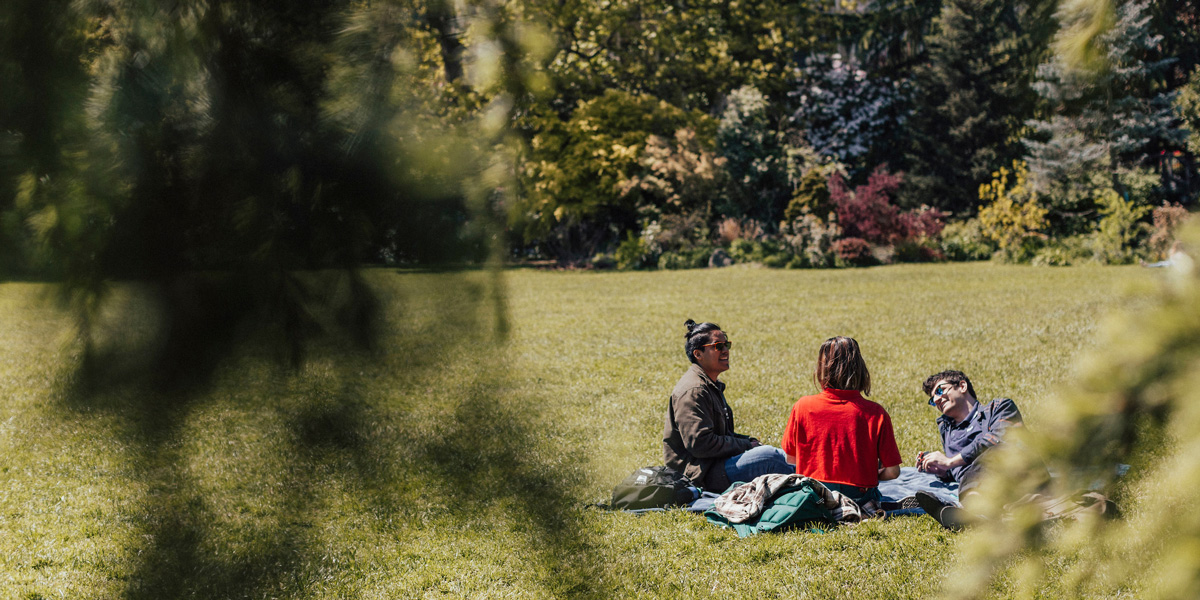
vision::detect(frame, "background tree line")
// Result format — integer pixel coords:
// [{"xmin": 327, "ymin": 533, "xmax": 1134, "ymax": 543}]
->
[
  {"xmin": 509, "ymin": 0, "xmax": 1199, "ymax": 269},
  {"xmin": 1, "ymin": 0, "xmax": 1199, "ymax": 286}
]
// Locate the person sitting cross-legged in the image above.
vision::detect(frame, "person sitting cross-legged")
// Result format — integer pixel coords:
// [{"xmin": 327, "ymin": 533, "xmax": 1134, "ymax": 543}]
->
[
  {"xmin": 663, "ymin": 319, "xmax": 795, "ymax": 493},
  {"xmin": 782, "ymin": 336, "xmax": 902, "ymax": 509}
]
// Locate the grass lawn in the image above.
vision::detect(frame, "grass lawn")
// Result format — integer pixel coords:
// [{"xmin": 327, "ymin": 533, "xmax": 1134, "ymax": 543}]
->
[{"xmin": 0, "ymin": 263, "xmax": 1161, "ymax": 599}]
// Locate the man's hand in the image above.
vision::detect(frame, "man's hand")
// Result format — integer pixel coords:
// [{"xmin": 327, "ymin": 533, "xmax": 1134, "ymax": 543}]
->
[
  {"xmin": 917, "ymin": 451, "xmax": 963, "ymax": 476},
  {"xmin": 748, "ymin": 438, "xmax": 762, "ymax": 448}
]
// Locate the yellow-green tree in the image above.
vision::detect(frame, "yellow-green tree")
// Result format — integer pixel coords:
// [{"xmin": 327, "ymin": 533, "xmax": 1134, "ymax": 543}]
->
[{"xmin": 977, "ymin": 161, "xmax": 1049, "ymax": 260}]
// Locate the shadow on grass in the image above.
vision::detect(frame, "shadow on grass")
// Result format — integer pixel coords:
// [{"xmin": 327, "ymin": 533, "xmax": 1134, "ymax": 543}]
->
[{"xmin": 51, "ymin": 269, "xmax": 607, "ymax": 598}]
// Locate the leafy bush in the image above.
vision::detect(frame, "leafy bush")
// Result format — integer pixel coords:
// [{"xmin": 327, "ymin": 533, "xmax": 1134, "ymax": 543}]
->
[
  {"xmin": 828, "ymin": 166, "xmax": 944, "ymax": 250},
  {"xmin": 1117, "ymin": 165, "xmax": 1166, "ymax": 207},
  {"xmin": 897, "ymin": 205, "xmax": 947, "ymax": 240},
  {"xmin": 648, "ymin": 212, "xmax": 702, "ymax": 251},
  {"xmin": 589, "ymin": 253, "xmax": 617, "ymax": 270},
  {"xmin": 615, "ymin": 233, "xmax": 655, "ymax": 270},
  {"xmin": 784, "ymin": 167, "xmax": 835, "ymax": 223},
  {"xmin": 786, "ymin": 255, "xmax": 808, "ymax": 269},
  {"xmin": 515, "ymin": 90, "xmax": 713, "ymax": 259},
  {"xmin": 830, "ymin": 167, "xmax": 903, "ymax": 244},
  {"xmin": 978, "ymin": 160, "xmax": 1049, "ymax": 260},
  {"xmin": 1090, "ymin": 189, "xmax": 1150, "ymax": 264},
  {"xmin": 716, "ymin": 217, "xmax": 742, "ymax": 244},
  {"xmin": 727, "ymin": 239, "xmax": 764, "ymax": 264},
  {"xmin": 781, "ymin": 210, "xmax": 840, "ymax": 268},
  {"xmin": 716, "ymin": 217, "xmax": 764, "ymax": 245},
  {"xmin": 618, "ymin": 128, "xmax": 727, "ymax": 214},
  {"xmin": 939, "ymin": 218, "xmax": 997, "ymax": 261},
  {"xmin": 1148, "ymin": 203, "xmax": 1190, "ymax": 259},
  {"xmin": 833, "ymin": 237, "xmax": 875, "ymax": 266},
  {"xmin": 762, "ymin": 252, "xmax": 791, "ymax": 268},
  {"xmin": 717, "ymin": 86, "xmax": 790, "ymax": 223},
  {"xmin": 1029, "ymin": 235, "xmax": 1092, "ymax": 266},
  {"xmin": 659, "ymin": 246, "xmax": 713, "ymax": 270},
  {"xmin": 892, "ymin": 238, "xmax": 945, "ymax": 263}
]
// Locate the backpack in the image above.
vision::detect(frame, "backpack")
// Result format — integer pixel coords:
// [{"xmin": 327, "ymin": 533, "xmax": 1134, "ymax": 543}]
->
[{"xmin": 612, "ymin": 466, "xmax": 699, "ymax": 510}]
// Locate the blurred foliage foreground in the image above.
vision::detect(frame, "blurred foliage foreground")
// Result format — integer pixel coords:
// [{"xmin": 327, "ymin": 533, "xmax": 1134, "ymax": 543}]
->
[
  {"xmin": 0, "ymin": 0, "xmax": 537, "ymax": 371},
  {"xmin": 5, "ymin": 0, "xmax": 1200, "ymax": 597},
  {"xmin": 950, "ymin": 223, "xmax": 1200, "ymax": 599}
]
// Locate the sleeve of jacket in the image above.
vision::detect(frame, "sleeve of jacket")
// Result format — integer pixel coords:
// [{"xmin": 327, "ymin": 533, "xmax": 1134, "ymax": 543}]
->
[
  {"xmin": 673, "ymin": 387, "xmax": 754, "ymax": 459},
  {"xmin": 959, "ymin": 398, "xmax": 1024, "ymax": 465}
]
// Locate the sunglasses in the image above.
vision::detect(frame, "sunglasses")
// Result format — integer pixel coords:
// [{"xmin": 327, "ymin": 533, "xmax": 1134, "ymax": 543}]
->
[
  {"xmin": 700, "ymin": 341, "xmax": 733, "ymax": 351},
  {"xmin": 927, "ymin": 382, "xmax": 954, "ymax": 406}
]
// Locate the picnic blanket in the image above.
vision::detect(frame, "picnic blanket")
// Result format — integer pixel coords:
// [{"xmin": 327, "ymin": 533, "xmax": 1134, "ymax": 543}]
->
[
  {"xmin": 878, "ymin": 467, "xmax": 960, "ymax": 514},
  {"xmin": 622, "ymin": 467, "xmax": 958, "ymax": 516}
]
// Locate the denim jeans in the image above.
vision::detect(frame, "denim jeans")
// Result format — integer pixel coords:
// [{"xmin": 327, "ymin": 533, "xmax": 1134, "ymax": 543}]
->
[{"xmin": 723, "ymin": 445, "xmax": 795, "ymax": 484}]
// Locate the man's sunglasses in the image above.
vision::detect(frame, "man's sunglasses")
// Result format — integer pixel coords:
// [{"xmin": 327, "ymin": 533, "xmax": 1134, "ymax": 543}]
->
[
  {"xmin": 927, "ymin": 382, "xmax": 954, "ymax": 406},
  {"xmin": 700, "ymin": 341, "xmax": 733, "ymax": 351}
]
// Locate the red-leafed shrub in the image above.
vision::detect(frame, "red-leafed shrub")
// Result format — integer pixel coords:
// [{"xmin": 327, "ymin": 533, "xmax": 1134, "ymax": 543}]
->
[
  {"xmin": 829, "ymin": 166, "xmax": 948, "ymax": 260},
  {"xmin": 833, "ymin": 237, "xmax": 874, "ymax": 265},
  {"xmin": 830, "ymin": 166, "xmax": 903, "ymax": 244},
  {"xmin": 898, "ymin": 205, "xmax": 948, "ymax": 239}
]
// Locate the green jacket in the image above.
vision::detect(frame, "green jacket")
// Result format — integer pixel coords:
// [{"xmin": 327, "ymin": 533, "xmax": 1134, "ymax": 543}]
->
[{"xmin": 704, "ymin": 480, "xmax": 834, "ymax": 537}]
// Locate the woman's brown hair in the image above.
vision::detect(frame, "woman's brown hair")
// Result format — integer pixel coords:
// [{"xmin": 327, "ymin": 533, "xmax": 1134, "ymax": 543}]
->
[{"xmin": 814, "ymin": 336, "xmax": 871, "ymax": 395}]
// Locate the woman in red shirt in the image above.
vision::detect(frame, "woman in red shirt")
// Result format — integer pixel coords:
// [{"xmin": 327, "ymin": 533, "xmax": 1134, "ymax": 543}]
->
[{"xmin": 781, "ymin": 336, "xmax": 902, "ymax": 505}]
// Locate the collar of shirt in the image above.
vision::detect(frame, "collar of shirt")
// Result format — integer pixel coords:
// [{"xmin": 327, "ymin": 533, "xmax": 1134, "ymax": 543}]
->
[
  {"xmin": 690, "ymin": 362, "xmax": 726, "ymax": 393},
  {"xmin": 937, "ymin": 401, "xmax": 980, "ymax": 429},
  {"xmin": 821, "ymin": 388, "xmax": 863, "ymax": 402}
]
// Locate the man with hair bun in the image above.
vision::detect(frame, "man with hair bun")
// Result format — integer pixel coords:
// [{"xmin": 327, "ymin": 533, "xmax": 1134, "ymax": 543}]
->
[{"xmin": 663, "ymin": 319, "xmax": 794, "ymax": 492}]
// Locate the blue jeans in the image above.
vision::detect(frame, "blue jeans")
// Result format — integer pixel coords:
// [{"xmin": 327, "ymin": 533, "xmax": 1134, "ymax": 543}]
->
[{"xmin": 723, "ymin": 445, "xmax": 795, "ymax": 484}]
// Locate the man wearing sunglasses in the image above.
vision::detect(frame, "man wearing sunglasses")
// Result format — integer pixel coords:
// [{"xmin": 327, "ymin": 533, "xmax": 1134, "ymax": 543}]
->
[{"xmin": 916, "ymin": 370, "xmax": 1023, "ymax": 501}]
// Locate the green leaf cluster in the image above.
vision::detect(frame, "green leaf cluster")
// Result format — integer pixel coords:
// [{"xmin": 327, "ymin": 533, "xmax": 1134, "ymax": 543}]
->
[{"xmin": 514, "ymin": 90, "xmax": 713, "ymax": 258}]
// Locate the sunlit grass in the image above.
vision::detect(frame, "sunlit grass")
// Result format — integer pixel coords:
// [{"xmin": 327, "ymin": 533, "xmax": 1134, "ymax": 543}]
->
[{"xmin": 0, "ymin": 264, "xmax": 1159, "ymax": 598}]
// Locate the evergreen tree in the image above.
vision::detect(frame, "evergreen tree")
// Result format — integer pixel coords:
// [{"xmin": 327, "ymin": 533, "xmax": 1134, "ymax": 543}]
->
[
  {"xmin": 717, "ymin": 85, "xmax": 790, "ymax": 224},
  {"xmin": 2, "ymin": 0, "xmax": 536, "ymax": 374},
  {"xmin": 1024, "ymin": 0, "xmax": 1184, "ymax": 235},
  {"xmin": 900, "ymin": 0, "xmax": 1057, "ymax": 215}
]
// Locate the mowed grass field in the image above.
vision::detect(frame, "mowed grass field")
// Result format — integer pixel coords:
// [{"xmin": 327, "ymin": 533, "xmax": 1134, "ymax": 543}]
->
[{"xmin": 0, "ymin": 263, "xmax": 1161, "ymax": 599}]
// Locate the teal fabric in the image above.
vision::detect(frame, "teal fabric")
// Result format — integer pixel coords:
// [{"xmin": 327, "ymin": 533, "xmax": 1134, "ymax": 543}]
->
[{"xmin": 704, "ymin": 481, "xmax": 833, "ymax": 537}]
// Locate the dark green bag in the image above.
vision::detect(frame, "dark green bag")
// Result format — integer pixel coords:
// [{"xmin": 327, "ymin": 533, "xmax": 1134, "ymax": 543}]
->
[{"xmin": 612, "ymin": 466, "xmax": 698, "ymax": 510}]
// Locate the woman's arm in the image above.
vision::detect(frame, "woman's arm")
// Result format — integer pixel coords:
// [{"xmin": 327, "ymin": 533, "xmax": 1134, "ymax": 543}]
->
[{"xmin": 878, "ymin": 463, "xmax": 901, "ymax": 481}]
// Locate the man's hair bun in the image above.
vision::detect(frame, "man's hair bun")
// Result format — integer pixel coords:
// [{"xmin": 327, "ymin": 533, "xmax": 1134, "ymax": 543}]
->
[{"xmin": 684, "ymin": 319, "xmax": 697, "ymax": 337}]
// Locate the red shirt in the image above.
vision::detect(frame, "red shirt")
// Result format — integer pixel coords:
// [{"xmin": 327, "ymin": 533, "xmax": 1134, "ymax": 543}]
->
[{"xmin": 781, "ymin": 389, "xmax": 902, "ymax": 488}]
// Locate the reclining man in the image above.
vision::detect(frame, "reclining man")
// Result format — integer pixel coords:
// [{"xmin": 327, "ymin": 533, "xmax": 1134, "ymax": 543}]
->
[{"xmin": 914, "ymin": 369, "xmax": 1024, "ymax": 529}]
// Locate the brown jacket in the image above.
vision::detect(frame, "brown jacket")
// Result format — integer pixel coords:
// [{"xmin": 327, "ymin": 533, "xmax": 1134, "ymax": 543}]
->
[{"xmin": 663, "ymin": 364, "xmax": 756, "ymax": 491}]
